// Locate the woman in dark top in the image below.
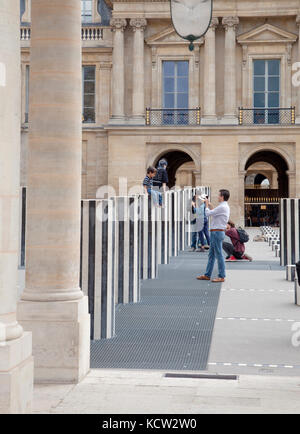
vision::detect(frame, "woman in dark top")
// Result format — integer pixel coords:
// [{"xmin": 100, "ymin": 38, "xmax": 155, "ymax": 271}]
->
[{"xmin": 223, "ymin": 221, "xmax": 252, "ymax": 262}]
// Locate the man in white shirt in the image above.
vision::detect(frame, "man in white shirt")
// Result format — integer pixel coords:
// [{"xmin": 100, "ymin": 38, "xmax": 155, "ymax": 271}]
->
[{"xmin": 197, "ymin": 189, "xmax": 230, "ymax": 282}]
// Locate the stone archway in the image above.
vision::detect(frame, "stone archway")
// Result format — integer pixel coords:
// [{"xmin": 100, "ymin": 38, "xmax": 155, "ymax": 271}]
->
[
  {"xmin": 151, "ymin": 149, "xmax": 198, "ymax": 188},
  {"xmin": 244, "ymin": 149, "xmax": 290, "ymax": 226}
]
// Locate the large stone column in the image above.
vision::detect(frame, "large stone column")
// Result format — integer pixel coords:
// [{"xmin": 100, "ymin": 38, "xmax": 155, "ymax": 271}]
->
[
  {"xmin": 109, "ymin": 18, "xmax": 127, "ymax": 124},
  {"xmin": 130, "ymin": 18, "xmax": 147, "ymax": 125},
  {"xmin": 201, "ymin": 17, "xmax": 219, "ymax": 125},
  {"xmin": 17, "ymin": 0, "xmax": 90, "ymax": 384},
  {"xmin": 0, "ymin": 0, "xmax": 33, "ymax": 413},
  {"xmin": 221, "ymin": 16, "xmax": 239, "ymax": 125}
]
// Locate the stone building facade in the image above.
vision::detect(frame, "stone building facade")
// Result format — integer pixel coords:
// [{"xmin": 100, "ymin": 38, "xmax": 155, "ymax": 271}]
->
[{"xmin": 20, "ymin": 0, "xmax": 300, "ymax": 224}]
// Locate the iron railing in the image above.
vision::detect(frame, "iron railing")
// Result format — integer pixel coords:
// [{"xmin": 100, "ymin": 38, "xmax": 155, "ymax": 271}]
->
[
  {"xmin": 146, "ymin": 108, "xmax": 201, "ymax": 126},
  {"xmin": 239, "ymin": 107, "xmax": 295, "ymax": 126}
]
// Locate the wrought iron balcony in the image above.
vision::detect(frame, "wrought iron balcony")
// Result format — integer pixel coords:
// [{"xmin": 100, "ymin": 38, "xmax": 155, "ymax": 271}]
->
[
  {"xmin": 145, "ymin": 108, "xmax": 201, "ymax": 126},
  {"xmin": 239, "ymin": 107, "xmax": 295, "ymax": 126}
]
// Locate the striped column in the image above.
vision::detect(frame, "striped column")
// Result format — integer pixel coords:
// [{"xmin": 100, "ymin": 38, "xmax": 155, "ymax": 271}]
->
[
  {"xmin": 280, "ymin": 199, "xmax": 300, "ymax": 269},
  {"xmin": 80, "ymin": 199, "xmax": 115, "ymax": 340},
  {"xmin": 161, "ymin": 192, "xmax": 170, "ymax": 265},
  {"xmin": 114, "ymin": 196, "xmax": 141, "ymax": 305}
]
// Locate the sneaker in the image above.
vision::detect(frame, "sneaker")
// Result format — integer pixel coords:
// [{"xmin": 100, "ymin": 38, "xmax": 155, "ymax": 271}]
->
[
  {"xmin": 196, "ymin": 247, "xmax": 205, "ymax": 252},
  {"xmin": 242, "ymin": 254, "xmax": 253, "ymax": 262},
  {"xmin": 189, "ymin": 247, "xmax": 196, "ymax": 252},
  {"xmin": 225, "ymin": 256, "xmax": 237, "ymax": 262}
]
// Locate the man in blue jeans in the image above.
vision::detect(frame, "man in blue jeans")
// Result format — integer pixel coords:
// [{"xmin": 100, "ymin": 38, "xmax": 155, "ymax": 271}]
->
[{"xmin": 197, "ymin": 189, "xmax": 230, "ymax": 283}]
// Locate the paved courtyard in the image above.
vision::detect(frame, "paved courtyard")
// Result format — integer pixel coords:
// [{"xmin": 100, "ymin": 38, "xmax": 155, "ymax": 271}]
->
[{"xmin": 33, "ymin": 228, "xmax": 300, "ymax": 414}]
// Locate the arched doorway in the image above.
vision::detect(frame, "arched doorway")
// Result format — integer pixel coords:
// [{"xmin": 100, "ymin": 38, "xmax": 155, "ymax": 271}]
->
[
  {"xmin": 244, "ymin": 150, "xmax": 289, "ymax": 227},
  {"xmin": 153, "ymin": 150, "xmax": 195, "ymax": 189}
]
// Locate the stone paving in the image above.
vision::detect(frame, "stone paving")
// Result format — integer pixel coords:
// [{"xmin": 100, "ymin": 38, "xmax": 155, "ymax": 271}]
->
[{"xmin": 33, "ymin": 228, "xmax": 300, "ymax": 414}]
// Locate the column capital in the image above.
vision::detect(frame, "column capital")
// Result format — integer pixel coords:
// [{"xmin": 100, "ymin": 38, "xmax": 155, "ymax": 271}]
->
[
  {"xmin": 110, "ymin": 18, "xmax": 127, "ymax": 32},
  {"xmin": 222, "ymin": 16, "xmax": 239, "ymax": 30},
  {"xmin": 210, "ymin": 17, "xmax": 219, "ymax": 30},
  {"xmin": 129, "ymin": 18, "xmax": 147, "ymax": 31}
]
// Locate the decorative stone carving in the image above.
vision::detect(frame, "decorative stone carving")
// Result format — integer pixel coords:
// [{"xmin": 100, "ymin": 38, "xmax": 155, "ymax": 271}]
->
[
  {"xmin": 110, "ymin": 18, "xmax": 127, "ymax": 32},
  {"xmin": 130, "ymin": 18, "xmax": 147, "ymax": 32},
  {"xmin": 222, "ymin": 16, "xmax": 239, "ymax": 31},
  {"xmin": 210, "ymin": 17, "xmax": 219, "ymax": 30}
]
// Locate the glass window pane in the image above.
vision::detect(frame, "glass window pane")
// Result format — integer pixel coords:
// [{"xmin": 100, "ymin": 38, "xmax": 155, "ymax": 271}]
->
[
  {"xmin": 254, "ymin": 77, "xmax": 265, "ymax": 92},
  {"xmin": 84, "ymin": 66, "xmax": 95, "ymax": 80},
  {"xmin": 164, "ymin": 78, "xmax": 175, "ymax": 93},
  {"xmin": 268, "ymin": 60, "xmax": 280, "ymax": 76},
  {"xmin": 253, "ymin": 60, "xmax": 265, "ymax": 76},
  {"xmin": 84, "ymin": 81, "xmax": 95, "ymax": 93},
  {"xmin": 84, "ymin": 95, "xmax": 95, "ymax": 108},
  {"xmin": 268, "ymin": 77, "xmax": 279, "ymax": 92},
  {"xmin": 163, "ymin": 61, "xmax": 175, "ymax": 77},
  {"xmin": 83, "ymin": 108, "xmax": 95, "ymax": 123},
  {"xmin": 164, "ymin": 93, "xmax": 175, "ymax": 108},
  {"xmin": 268, "ymin": 93, "xmax": 279, "ymax": 108},
  {"xmin": 177, "ymin": 77, "xmax": 188, "ymax": 92},
  {"xmin": 177, "ymin": 61, "xmax": 189, "ymax": 77},
  {"xmin": 254, "ymin": 93, "xmax": 265, "ymax": 108},
  {"xmin": 177, "ymin": 93, "xmax": 188, "ymax": 108}
]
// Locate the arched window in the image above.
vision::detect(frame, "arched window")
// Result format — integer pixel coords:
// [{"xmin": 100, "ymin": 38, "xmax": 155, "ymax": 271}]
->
[{"xmin": 81, "ymin": 0, "xmax": 93, "ymax": 23}]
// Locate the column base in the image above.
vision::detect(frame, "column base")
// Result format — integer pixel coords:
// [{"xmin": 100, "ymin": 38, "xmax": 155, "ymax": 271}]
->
[
  {"xmin": 295, "ymin": 116, "xmax": 300, "ymax": 125},
  {"xmin": 108, "ymin": 116, "xmax": 127, "ymax": 126},
  {"xmin": 17, "ymin": 296, "xmax": 90, "ymax": 384},
  {"xmin": 127, "ymin": 116, "xmax": 146, "ymax": 126},
  {"xmin": 0, "ymin": 332, "xmax": 33, "ymax": 414},
  {"xmin": 220, "ymin": 116, "xmax": 239, "ymax": 125},
  {"xmin": 201, "ymin": 116, "xmax": 218, "ymax": 125}
]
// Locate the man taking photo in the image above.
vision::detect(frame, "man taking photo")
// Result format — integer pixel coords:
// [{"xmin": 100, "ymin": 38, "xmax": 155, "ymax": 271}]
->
[{"xmin": 197, "ymin": 189, "xmax": 230, "ymax": 283}]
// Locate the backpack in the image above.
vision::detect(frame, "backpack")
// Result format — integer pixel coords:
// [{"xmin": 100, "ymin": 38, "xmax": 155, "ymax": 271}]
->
[{"xmin": 237, "ymin": 227, "xmax": 249, "ymax": 243}]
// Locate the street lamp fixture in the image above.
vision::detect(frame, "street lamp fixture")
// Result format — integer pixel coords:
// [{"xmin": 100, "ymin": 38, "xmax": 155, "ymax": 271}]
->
[{"xmin": 170, "ymin": 0, "xmax": 213, "ymax": 51}]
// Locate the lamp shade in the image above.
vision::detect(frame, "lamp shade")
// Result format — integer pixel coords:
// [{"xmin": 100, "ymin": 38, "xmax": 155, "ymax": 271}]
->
[{"xmin": 170, "ymin": 0, "xmax": 213, "ymax": 50}]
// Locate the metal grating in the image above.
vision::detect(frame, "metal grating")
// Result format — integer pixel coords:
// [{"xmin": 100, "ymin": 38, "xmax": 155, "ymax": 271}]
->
[{"xmin": 91, "ymin": 252, "xmax": 222, "ymax": 370}]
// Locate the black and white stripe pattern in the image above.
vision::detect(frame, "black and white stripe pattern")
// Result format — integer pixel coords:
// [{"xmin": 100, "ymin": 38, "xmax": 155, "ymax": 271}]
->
[
  {"xmin": 81, "ymin": 200, "xmax": 115, "ymax": 340},
  {"xmin": 280, "ymin": 199, "xmax": 300, "ymax": 267},
  {"xmin": 20, "ymin": 187, "xmax": 210, "ymax": 341}
]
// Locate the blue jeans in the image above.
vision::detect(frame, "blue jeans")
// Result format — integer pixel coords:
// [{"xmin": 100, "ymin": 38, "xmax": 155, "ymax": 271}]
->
[
  {"xmin": 205, "ymin": 231, "xmax": 226, "ymax": 279},
  {"xmin": 191, "ymin": 229, "xmax": 200, "ymax": 249},
  {"xmin": 148, "ymin": 188, "xmax": 162, "ymax": 206},
  {"xmin": 199, "ymin": 219, "xmax": 210, "ymax": 246}
]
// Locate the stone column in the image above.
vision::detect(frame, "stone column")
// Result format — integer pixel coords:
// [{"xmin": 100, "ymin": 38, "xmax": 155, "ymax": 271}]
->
[
  {"xmin": 109, "ymin": 18, "xmax": 127, "ymax": 124},
  {"xmin": 221, "ymin": 16, "xmax": 239, "ymax": 125},
  {"xmin": 130, "ymin": 18, "xmax": 147, "ymax": 125},
  {"xmin": 98, "ymin": 62, "xmax": 112, "ymax": 124},
  {"xmin": 202, "ymin": 17, "xmax": 219, "ymax": 124},
  {"xmin": 17, "ymin": 0, "xmax": 90, "ymax": 384},
  {"xmin": 0, "ymin": 0, "xmax": 33, "ymax": 413},
  {"xmin": 295, "ymin": 16, "xmax": 300, "ymax": 123}
]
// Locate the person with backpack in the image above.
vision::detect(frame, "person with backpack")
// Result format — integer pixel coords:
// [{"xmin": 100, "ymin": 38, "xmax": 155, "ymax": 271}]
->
[
  {"xmin": 223, "ymin": 220, "xmax": 252, "ymax": 262},
  {"xmin": 153, "ymin": 159, "xmax": 169, "ymax": 191}
]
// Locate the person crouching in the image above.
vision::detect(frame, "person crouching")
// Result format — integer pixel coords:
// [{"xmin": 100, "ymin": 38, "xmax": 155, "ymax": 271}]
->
[{"xmin": 223, "ymin": 221, "xmax": 252, "ymax": 262}]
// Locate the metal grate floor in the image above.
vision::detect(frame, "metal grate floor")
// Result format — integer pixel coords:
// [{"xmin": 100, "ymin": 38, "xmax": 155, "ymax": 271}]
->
[{"xmin": 91, "ymin": 251, "xmax": 222, "ymax": 370}]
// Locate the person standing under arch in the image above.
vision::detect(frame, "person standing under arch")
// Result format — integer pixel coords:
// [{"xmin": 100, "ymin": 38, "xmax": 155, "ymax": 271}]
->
[{"xmin": 153, "ymin": 159, "xmax": 169, "ymax": 192}]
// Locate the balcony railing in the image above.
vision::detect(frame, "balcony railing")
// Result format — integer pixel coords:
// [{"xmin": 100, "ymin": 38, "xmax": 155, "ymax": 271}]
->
[
  {"xmin": 239, "ymin": 107, "xmax": 295, "ymax": 126},
  {"xmin": 146, "ymin": 108, "xmax": 201, "ymax": 126},
  {"xmin": 20, "ymin": 25, "xmax": 104, "ymax": 41}
]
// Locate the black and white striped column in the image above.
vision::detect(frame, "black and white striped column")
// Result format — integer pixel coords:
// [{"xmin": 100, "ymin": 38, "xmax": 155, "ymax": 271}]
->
[
  {"xmin": 140, "ymin": 194, "xmax": 157, "ymax": 280},
  {"xmin": 280, "ymin": 199, "xmax": 300, "ymax": 268},
  {"xmin": 80, "ymin": 199, "xmax": 115, "ymax": 340}
]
